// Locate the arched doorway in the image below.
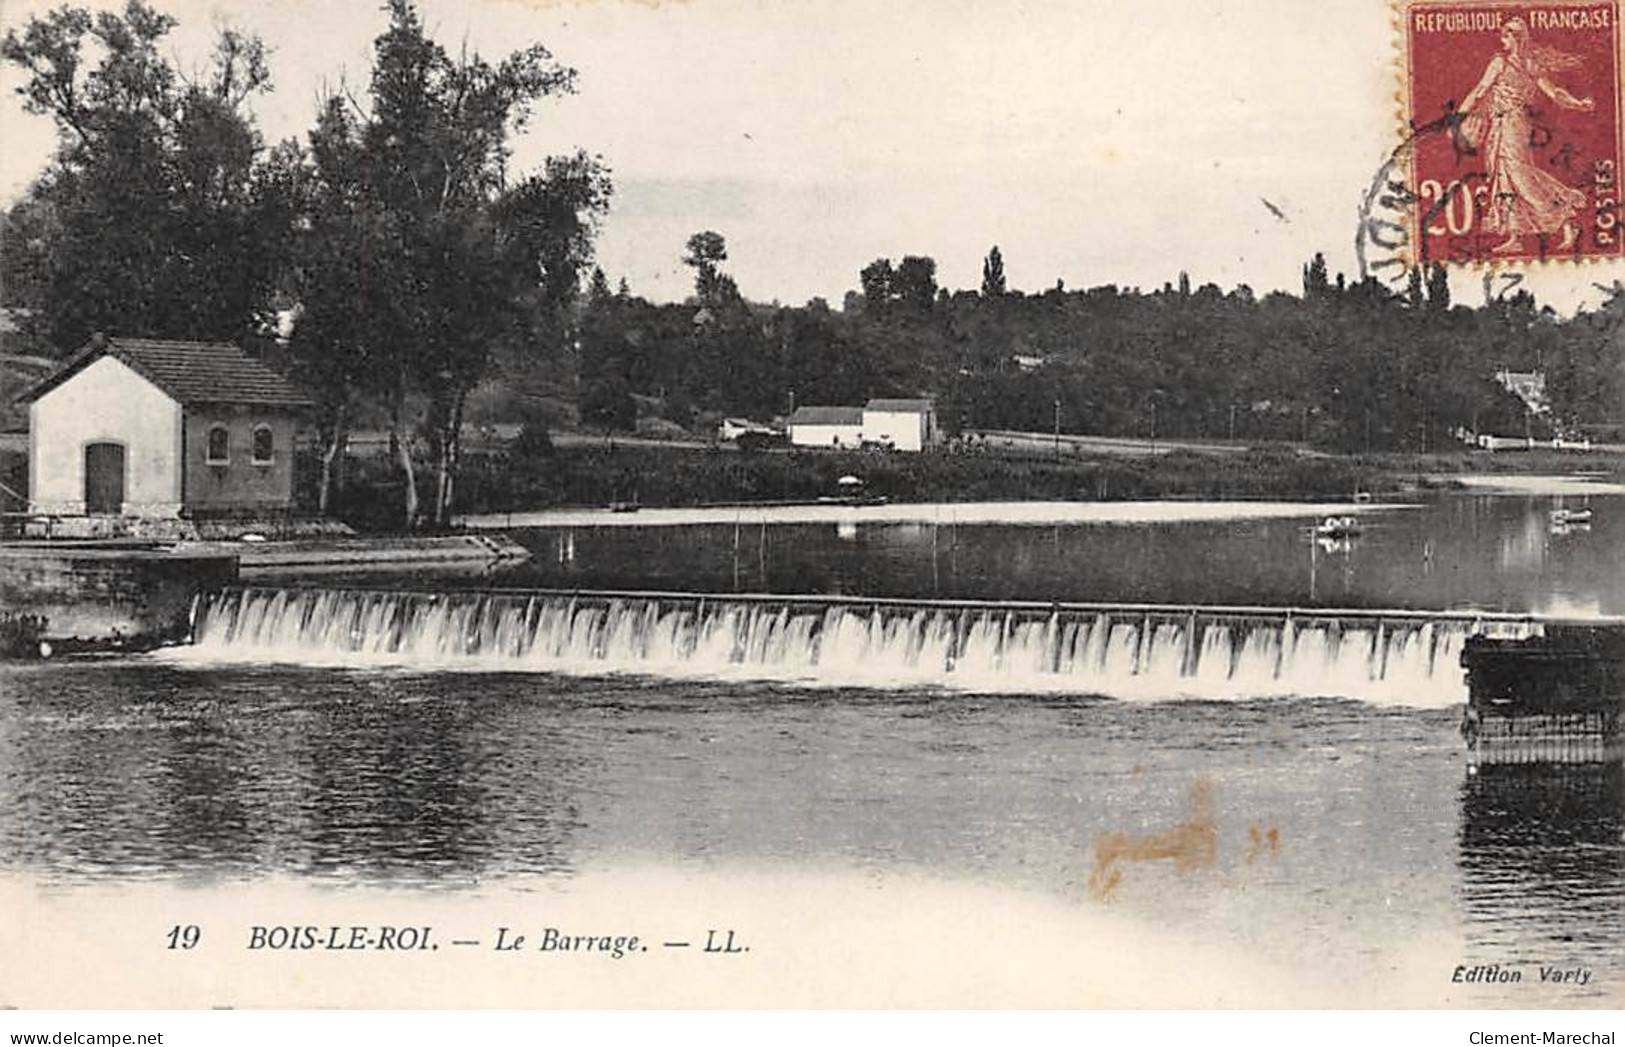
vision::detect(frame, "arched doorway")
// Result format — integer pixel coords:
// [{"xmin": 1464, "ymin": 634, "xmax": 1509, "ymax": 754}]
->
[{"xmin": 84, "ymin": 442, "xmax": 126, "ymax": 515}]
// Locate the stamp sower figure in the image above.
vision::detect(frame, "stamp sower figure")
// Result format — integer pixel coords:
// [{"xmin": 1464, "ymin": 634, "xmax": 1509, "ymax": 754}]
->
[{"xmin": 1459, "ymin": 17, "xmax": 1595, "ymax": 253}]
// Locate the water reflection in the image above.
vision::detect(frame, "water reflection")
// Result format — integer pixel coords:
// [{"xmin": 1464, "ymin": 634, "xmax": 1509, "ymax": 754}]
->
[
  {"xmin": 1497, "ymin": 504, "xmax": 1548, "ymax": 571},
  {"xmin": 492, "ymin": 491, "xmax": 1625, "ymax": 615},
  {"xmin": 1457, "ymin": 761, "xmax": 1625, "ymax": 987},
  {"xmin": 1, "ymin": 669, "xmax": 592, "ymax": 884}
]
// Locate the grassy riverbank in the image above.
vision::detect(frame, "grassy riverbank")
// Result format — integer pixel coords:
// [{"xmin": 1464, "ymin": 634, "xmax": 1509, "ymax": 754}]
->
[
  {"xmin": 9, "ymin": 437, "xmax": 1616, "ymax": 535},
  {"xmin": 419, "ymin": 441, "xmax": 1625, "ymax": 524}
]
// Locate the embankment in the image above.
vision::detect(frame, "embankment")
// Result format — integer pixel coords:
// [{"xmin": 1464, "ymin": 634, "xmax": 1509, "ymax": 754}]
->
[
  {"xmin": 0, "ymin": 543, "xmax": 238, "ymax": 647},
  {"xmin": 430, "ymin": 442, "xmax": 1624, "ymax": 519},
  {"xmin": 451, "ymin": 444, "xmax": 1392, "ymax": 516}
]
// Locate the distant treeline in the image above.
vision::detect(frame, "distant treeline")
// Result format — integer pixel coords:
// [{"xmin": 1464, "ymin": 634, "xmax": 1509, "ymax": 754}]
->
[{"xmin": 565, "ymin": 247, "xmax": 1624, "ymax": 452}]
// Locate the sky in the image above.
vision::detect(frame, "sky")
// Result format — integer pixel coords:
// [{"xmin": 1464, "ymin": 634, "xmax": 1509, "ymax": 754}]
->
[{"xmin": 0, "ymin": 0, "xmax": 1616, "ymax": 310}]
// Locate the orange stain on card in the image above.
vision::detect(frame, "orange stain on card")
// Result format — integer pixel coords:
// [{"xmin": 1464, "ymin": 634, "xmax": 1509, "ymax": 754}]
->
[{"xmin": 1088, "ymin": 780, "xmax": 1218, "ymax": 900}]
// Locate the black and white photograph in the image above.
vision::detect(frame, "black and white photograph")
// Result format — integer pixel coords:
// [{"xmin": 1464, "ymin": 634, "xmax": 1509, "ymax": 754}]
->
[{"xmin": 1, "ymin": 0, "xmax": 1623, "ymax": 1023}]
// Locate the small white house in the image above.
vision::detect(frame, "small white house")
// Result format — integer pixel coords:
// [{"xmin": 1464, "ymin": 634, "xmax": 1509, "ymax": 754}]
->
[
  {"xmin": 21, "ymin": 336, "xmax": 312, "ymax": 521},
  {"xmin": 862, "ymin": 398, "xmax": 939, "ymax": 452},
  {"xmin": 788, "ymin": 406, "xmax": 865, "ymax": 448}
]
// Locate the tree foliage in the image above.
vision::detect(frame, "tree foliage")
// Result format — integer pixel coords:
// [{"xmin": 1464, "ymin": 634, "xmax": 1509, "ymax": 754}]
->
[
  {"xmin": 285, "ymin": 0, "xmax": 610, "ymax": 525},
  {"xmin": 980, "ymin": 245, "xmax": 1006, "ymax": 298},
  {"xmin": 683, "ymin": 230, "xmax": 730, "ymax": 303},
  {"xmin": 892, "ymin": 255, "xmax": 938, "ymax": 312},
  {"xmin": 1, "ymin": 0, "xmax": 295, "ymax": 348}
]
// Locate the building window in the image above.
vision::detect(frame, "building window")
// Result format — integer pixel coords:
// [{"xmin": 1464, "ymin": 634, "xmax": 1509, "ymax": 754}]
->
[
  {"xmin": 206, "ymin": 425, "xmax": 230, "ymax": 465},
  {"xmin": 251, "ymin": 425, "xmax": 274, "ymax": 464}
]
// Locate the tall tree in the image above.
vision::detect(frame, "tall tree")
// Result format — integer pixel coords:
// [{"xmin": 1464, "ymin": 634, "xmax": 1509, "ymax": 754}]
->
[
  {"xmin": 587, "ymin": 266, "xmax": 612, "ymax": 303},
  {"xmin": 289, "ymin": 0, "xmax": 609, "ymax": 526},
  {"xmin": 1405, "ymin": 267, "xmax": 1425, "ymax": 309},
  {"xmin": 1302, "ymin": 252, "xmax": 1330, "ymax": 299},
  {"xmin": 683, "ymin": 230, "xmax": 730, "ymax": 302},
  {"xmin": 980, "ymin": 245, "xmax": 1006, "ymax": 297},
  {"xmin": 1425, "ymin": 263, "xmax": 1451, "ymax": 312},
  {"xmin": 859, "ymin": 258, "xmax": 895, "ymax": 313},
  {"xmin": 892, "ymin": 255, "xmax": 938, "ymax": 312}
]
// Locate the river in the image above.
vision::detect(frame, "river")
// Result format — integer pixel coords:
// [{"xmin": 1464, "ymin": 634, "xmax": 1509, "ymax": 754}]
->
[{"xmin": 3, "ymin": 484, "xmax": 1622, "ymax": 1006}]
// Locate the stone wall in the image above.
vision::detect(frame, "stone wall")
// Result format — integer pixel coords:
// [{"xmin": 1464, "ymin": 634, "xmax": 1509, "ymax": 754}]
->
[{"xmin": 0, "ymin": 545, "xmax": 238, "ymax": 644}]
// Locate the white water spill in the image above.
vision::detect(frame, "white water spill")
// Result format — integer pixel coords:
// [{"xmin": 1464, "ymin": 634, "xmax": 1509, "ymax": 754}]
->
[
  {"xmin": 458, "ymin": 499, "xmax": 1408, "ymax": 530},
  {"xmin": 1450, "ymin": 475, "xmax": 1625, "ymax": 496},
  {"xmin": 169, "ymin": 587, "xmax": 1539, "ymax": 706}
]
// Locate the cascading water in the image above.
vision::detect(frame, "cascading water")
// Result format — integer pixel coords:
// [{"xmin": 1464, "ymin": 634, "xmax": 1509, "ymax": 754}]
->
[{"xmin": 177, "ymin": 586, "xmax": 1543, "ymax": 706}]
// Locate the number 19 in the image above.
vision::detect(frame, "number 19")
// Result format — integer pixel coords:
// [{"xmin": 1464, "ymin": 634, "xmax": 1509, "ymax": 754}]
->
[{"xmin": 166, "ymin": 924, "xmax": 201, "ymax": 950}]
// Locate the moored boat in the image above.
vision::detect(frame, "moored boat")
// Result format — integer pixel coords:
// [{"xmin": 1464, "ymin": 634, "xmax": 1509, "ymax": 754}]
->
[
  {"xmin": 1314, "ymin": 514, "xmax": 1363, "ymax": 538},
  {"xmin": 1549, "ymin": 507, "xmax": 1594, "ymax": 526}
]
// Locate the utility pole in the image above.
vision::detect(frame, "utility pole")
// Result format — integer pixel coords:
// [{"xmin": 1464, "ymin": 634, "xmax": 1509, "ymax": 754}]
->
[{"xmin": 1053, "ymin": 399, "xmax": 1061, "ymax": 459}]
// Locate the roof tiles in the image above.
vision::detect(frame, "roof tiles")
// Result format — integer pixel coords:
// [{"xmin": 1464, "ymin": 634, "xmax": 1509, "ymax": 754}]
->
[
  {"xmin": 864, "ymin": 398, "xmax": 934, "ymax": 413},
  {"xmin": 21, "ymin": 337, "xmax": 313, "ymax": 408},
  {"xmin": 789, "ymin": 406, "xmax": 865, "ymax": 425}
]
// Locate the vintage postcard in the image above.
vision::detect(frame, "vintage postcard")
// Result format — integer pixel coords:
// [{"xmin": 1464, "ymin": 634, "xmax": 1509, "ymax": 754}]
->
[{"xmin": 1, "ymin": 0, "xmax": 1623, "ymax": 1020}]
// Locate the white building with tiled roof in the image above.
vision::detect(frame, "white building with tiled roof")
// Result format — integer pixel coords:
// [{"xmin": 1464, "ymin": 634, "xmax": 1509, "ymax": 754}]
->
[
  {"xmin": 861, "ymin": 398, "xmax": 938, "ymax": 452},
  {"xmin": 19, "ymin": 336, "xmax": 313, "ymax": 519},
  {"xmin": 787, "ymin": 405, "xmax": 865, "ymax": 448},
  {"xmin": 786, "ymin": 398, "xmax": 939, "ymax": 452}
]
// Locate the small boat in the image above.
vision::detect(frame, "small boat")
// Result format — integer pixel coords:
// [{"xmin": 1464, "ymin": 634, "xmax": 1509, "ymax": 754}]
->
[
  {"xmin": 1549, "ymin": 507, "xmax": 1593, "ymax": 526},
  {"xmin": 827, "ymin": 474, "xmax": 886, "ymax": 506},
  {"xmin": 1314, "ymin": 515, "xmax": 1363, "ymax": 538}
]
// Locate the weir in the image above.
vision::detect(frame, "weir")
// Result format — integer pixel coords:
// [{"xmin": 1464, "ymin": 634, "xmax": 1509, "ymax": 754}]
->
[{"xmin": 185, "ymin": 586, "xmax": 1560, "ymax": 705}]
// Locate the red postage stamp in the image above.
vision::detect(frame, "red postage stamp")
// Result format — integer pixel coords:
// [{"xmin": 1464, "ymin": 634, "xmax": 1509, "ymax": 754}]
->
[{"xmin": 1402, "ymin": 0, "xmax": 1623, "ymax": 264}]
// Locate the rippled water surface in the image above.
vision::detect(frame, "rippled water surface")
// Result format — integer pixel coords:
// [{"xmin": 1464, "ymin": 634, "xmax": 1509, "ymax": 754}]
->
[
  {"xmin": 497, "ymin": 490, "xmax": 1625, "ymax": 614},
  {"xmin": 3, "ymin": 659, "xmax": 1621, "ymax": 1002}
]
